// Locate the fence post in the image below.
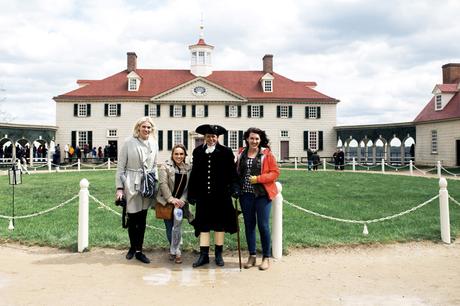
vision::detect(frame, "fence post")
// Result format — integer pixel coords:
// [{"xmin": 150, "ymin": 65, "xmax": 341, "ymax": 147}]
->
[
  {"xmin": 409, "ymin": 160, "xmax": 413, "ymax": 176},
  {"xmin": 294, "ymin": 157, "xmax": 297, "ymax": 170},
  {"xmin": 272, "ymin": 182, "xmax": 283, "ymax": 259},
  {"xmin": 48, "ymin": 160, "xmax": 52, "ymax": 172},
  {"xmin": 323, "ymin": 158, "xmax": 326, "ymax": 171},
  {"xmin": 437, "ymin": 161, "xmax": 441, "ymax": 178},
  {"xmin": 352, "ymin": 157, "xmax": 356, "ymax": 172},
  {"xmin": 439, "ymin": 178, "xmax": 451, "ymax": 244},
  {"xmin": 77, "ymin": 159, "xmax": 81, "ymax": 171},
  {"xmin": 381, "ymin": 158, "xmax": 385, "ymax": 173},
  {"xmin": 108, "ymin": 158, "xmax": 111, "ymax": 170},
  {"xmin": 78, "ymin": 178, "xmax": 89, "ymax": 252}
]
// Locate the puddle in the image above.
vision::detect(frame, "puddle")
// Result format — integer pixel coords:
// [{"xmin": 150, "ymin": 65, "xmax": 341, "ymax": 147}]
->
[{"xmin": 143, "ymin": 267, "xmax": 240, "ymax": 286}]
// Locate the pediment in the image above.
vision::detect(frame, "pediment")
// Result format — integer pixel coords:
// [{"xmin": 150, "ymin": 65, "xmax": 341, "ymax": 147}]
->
[{"xmin": 151, "ymin": 78, "xmax": 246, "ymax": 102}]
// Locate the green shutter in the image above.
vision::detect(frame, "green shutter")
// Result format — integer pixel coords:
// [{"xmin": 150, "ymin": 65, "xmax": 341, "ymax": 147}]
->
[
  {"xmin": 145, "ymin": 105, "xmax": 149, "ymax": 116},
  {"xmin": 319, "ymin": 131, "xmax": 323, "ymax": 150},
  {"xmin": 183, "ymin": 130, "xmax": 188, "ymax": 149},
  {"xmin": 303, "ymin": 131, "xmax": 309, "ymax": 150},
  {"xmin": 158, "ymin": 130, "xmax": 163, "ymax": 151},
  {"xmin": 167, "ymin": 130, "xmax": 172, "ymax": 150}
]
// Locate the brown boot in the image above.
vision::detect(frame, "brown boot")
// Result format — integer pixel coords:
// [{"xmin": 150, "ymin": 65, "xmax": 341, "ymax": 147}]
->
[
  {"xmin": 259, "ymin": 257, "xmax": 269, "ymax": 271},
  {"xmin": 243, "ymin": 255, "xmax": 256, "ymax": 269}
]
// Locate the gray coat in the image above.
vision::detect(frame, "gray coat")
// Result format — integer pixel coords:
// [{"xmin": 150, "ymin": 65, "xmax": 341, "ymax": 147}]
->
[
  {"xmin": 156, "ymin": 159, "xmax": 194, "ymax": 222},
  {"xmin": 116, "ymin": 136, "xmax": 158, "ymax": 213}
]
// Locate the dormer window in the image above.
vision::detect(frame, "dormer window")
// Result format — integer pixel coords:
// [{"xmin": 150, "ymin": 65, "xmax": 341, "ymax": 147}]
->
[
  {"xmin": 260, "ymin": 73, "xmax": 274, "ymax": 92},
  {"xmin": 129, "ymin": 78, "xmax": 137, "ymax": 91},
  {"xmin": 127, "ymin": 71, "xmax": 141, "ymax": 91},
  {"xmin": 264, "ymin": 80, "xmax": 272, "ymax": 92},
  {"xmin": 435, "ymin": 95, "xmax": 442, "ymax": 110}
]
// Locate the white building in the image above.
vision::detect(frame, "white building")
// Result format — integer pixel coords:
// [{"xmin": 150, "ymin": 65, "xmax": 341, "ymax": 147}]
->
[{"xmin": 54, "ymin": 34, "xmax": 339, "ymax": 162}]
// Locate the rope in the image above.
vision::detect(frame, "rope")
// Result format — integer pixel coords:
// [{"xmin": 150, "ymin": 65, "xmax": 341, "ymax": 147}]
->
[
  {"xmin": 441, "ymin": 167, "xmax": 459, "ymax": 177},
  {"xmin": 283, "ymin": 194, "xmax": 439, "ymax": 224},
  {"xmin": 385, "ymin": 163, "xmax": 410, "ymax": 170},
  {"xmin": 450, "ymin": 195, "xmax": 460, "ymax": 207},
  {"xmin": 0, "ymin": 195, "xmax": 79, "ymax": 220}
]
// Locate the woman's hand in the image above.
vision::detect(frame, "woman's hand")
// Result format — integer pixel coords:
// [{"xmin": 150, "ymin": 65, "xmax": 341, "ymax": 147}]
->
[
  {"xmin": 170, "ymin": 198, "xmax": 185, "ymax": 208},
  {"xmin": 116, "ymin": 189, "xmax": 124, "ymax": 201}
]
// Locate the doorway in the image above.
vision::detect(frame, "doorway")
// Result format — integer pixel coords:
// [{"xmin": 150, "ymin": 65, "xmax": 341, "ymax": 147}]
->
[
  {"xmin": 108, "ymin": 140, "xmax": 118, "ymax": 161},
  {"xmin": 280, "ymin": 141, "xmax": 289, "ymax": 161},
  {"xmin": 456, "ymin": 140, "xmax": 460, "ymax": 166}
]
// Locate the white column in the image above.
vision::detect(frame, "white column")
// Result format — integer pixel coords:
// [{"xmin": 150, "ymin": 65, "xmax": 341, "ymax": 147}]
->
[
  {"xmin": 272, "ymin": 182, "xmax": 283, "ymax": 259},
  {"xmin": 323, "ymin": 158, "xmax": 326, "ymax": 171},
  {"xmin": 108, "ymin": 158, "xmax": 111, "ymax": 170},
  {"xmin": 48, "ymin": 160, "xmax": 52, "ymax": 172},
  {"xmin": 77, "ymin": 159, "xmax": 81, "ymax": 171},
  {"xmin": 409, "ymin": 160, "xmax": 413, "ymax": 176},
  {"xmin": 437, "ymin": 161, "xmax": 441, "ymax": 178},
  {"xmin": 439, "ymin": 178, "xmax": 450, "ymax": 244},
  {"xmin": 78, "ymin": 178, "xmax": 89, "ymax": 252},
  {"xmin": 381, "ymin": 158, "xmax": 385, "ymax": 173},
  {"xmin": 294, "ymin": 157, "xmax": 297, "ymax": 170},
  {"xmin": 352, "ymin": 157, "xmax": 356, "ymax": 172}
]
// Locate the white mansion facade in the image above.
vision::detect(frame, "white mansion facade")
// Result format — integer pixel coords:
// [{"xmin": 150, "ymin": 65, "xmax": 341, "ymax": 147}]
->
[{"xmin": 54, "ymin": 35, "xmax": 339, "ymax": 162}]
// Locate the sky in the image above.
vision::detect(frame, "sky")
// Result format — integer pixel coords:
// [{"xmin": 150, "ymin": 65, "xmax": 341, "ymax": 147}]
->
[{"xmin": 1, "ymin": 0, "xmax": 460, "ymax": 126}]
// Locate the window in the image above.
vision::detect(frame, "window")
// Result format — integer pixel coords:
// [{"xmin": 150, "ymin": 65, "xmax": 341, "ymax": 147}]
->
[
  {"xmin": 195, "ymin": 105, "xmax": 205, "ymax": 117},
  {"xmin": 191, "ymin": 51, "xmax": 197, "ymax": 64},
  {"xmin": 305, "ymin": 106, "xmax": 321, "ymax": 119},
  {"xmin": 264, "ymin": 80, "xmax": 273, "ymax": 92},
  {"xmin": 128, "ymin": 78, "xmax": 137, "ymax": 91},
  {"xmin": 149, "ymin": 105, "xmax": 157, "ymax": 117},
  {"xmin": 431, "ymin": 130, "xmax": 438, "ymax": 154},
  {"xmin": 279, "ymin": 106, "xmax": 289, "ymax": 118},
  {"xmin": 251, "ymin": 105, "xmax": 260, "ymax": 118},
  {"xmin": 198, "ymin": 51, "xmax": 205, "ymax": 64},
  {"xmin": 173, "ymin": 105, "xmax": 183, "ymax": 117},
  {"xmin": 78, "ymin": 131, "xmax": 88, "ymax": 148},
  {"xmin": 78, "ymin": 104, "xmax": 87, "ymax": 117},
  {"xmin": 228, "ymin": 130, "xmax": 239, "ymax": 151},
  {"xmin": 309, "ymin": 107, "xmax": 317, "ymax": 119},
  {"xmin": 107, "ymin": 129, "xmax": 117, "ymax": 137},
  {"xmin": 74, "ymin": 104, "xmax": 91, "ymax": 117},
  {"xmin": 435, "ymin": 95, "xmax": 442, "ymax": 110},
  {"xmin": 281, "ymin": 130, "xmax": 289, "ymax": 138},
  {"xmin": 108, "ymin": 104, "xmax": 118, "ymax": 117},
  {"xmin": 206, "ymin": 52, "xmax": 211, "ymax": 64},
  {"xmin": 173, "ymin": 130, "xmax": 183, "ymax": 146},
  {"xmin": 309, "ymin": 131, "xmax": 318, "ymax": 151},
  {"xmin": 226, "ymin": 105, "xmax": 239, "ymax": 118}
]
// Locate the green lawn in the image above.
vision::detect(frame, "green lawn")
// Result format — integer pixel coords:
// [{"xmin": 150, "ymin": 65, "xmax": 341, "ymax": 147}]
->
[{"xmin": 0, "ymin": 169, "xmax": 459, "ymax": 251}]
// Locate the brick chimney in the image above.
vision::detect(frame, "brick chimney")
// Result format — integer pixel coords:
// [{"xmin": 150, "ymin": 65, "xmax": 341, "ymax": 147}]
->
[
  {"xmin": 263, "ymin": 54, "xmax": 273, "ymax": 74},
  {"xmin": 127, "ymin": 52, "xmax": 137, "ymax": 72},
  {"xmin": 442, "ymin": 63, "xmax": 460, "ymax": 84}
]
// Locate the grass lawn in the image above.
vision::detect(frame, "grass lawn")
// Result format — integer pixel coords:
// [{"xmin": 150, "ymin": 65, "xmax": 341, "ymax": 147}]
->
[{"xmin": 0, "ymin": 169, "xmax": 459, "ymax": 252}]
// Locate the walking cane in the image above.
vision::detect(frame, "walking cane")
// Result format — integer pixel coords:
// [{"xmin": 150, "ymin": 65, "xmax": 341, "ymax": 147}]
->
[{"xmin": 234, "ymin": 198, "xmax": 242, "ymax": 271}]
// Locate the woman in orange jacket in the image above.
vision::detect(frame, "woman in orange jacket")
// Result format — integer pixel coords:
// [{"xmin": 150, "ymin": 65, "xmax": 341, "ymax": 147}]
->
[{"xmin": 236, "ymin": 127, "xmax": 280, "ymax": 271}]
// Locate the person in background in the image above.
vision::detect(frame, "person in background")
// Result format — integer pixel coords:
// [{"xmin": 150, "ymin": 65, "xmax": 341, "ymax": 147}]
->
[
  {"xmin": 236, "ymin": 127, "xmax": 280, "ymax": 271},
  {"xmin": 307, "ymin": 148, "xmax": 313, "ymax": 171},
  {"xmin": 156, "ymin": 144, "xmax": 193, "ymax": 264},
  {"xmin": 312, "ymin": 151, "xmax": 320, "ymax": 171},
  {"xmin": 115, "ymin": 117, "xmax": 158, "ymax": 264}
]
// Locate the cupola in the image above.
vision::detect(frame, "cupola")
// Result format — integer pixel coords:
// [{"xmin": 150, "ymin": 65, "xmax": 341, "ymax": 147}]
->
[{"xmin": 189, "ymin": 22, "xmax": 214, "ymax": 77}]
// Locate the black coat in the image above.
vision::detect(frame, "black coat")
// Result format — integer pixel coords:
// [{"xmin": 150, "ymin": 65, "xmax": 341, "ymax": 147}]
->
[{"xmin": 188, "ymin": 143, "xmax": 238, "ymax": 236}]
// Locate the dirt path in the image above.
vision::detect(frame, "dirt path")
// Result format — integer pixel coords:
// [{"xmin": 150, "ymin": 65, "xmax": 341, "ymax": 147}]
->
[{"xmin": 1, "ymin": 241, "xmax": 459, "ymax": 306}]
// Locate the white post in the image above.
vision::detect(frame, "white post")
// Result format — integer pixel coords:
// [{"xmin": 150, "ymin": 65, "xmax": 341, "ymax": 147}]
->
[
  {"xmin": 272, "ymin": 182, "xmax": 283, "ymax": 259},
  {"xmin": 294, "ymin": 157, "xmax": 297, "ymax": 170},
  {"xmin": 437, "ymin": 161, "xmax": 441, "ymax": 178},
  {"xmin": 409, "ymin": 160, "xmax": 413, "ymax": 176},
  {"xmin": 439, "ymin": 178, "xmax": 451, "ymax": 244},
  {"xmin": 48, "ymin": 160, "xmax": 52, "ymax": 172},
  {"xmin": 108, "ymin": 158, "xmax": 111, "ymax": 170},
  {"xmin": 352, "ymin": 157, "xmax": 356, "ymax": 172},
  {"xmin": 77, "ymin": 159, "xmax": 81, "ymax": 171},
  {"xmin": 78, "ymin": 178, "xmax": 89, "ymax": 252},
  {"xmin": 381, "ymin": 158, "xmax": 385, "ymax": 173},
  {"xmin": 323, "ymin": 158, "xmax": 326, "ymax": 171}
]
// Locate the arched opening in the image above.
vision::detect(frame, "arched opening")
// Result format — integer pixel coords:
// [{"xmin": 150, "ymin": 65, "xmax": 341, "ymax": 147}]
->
[
  {"xmin": 32, "ymin": 139, "xmax": 48, "ymax": 162},
  {"xmin": 375, "ymin": 139, "xmax": 386, "ymax": 161},
  {"xmin": 0, "ymin": 138, "xmax": 14, "ymax": 165},
  {"xmin": 337, "ymin": 138, "xmax": 343, "ymax": 148},
  {"xmin": 16, "ymin": 138, "xmax": 31, "ymax": 164},
  {"xmin": 404, "ymin": 137, "xmax": 415, "ymax": 163},
  {"xmin": 347, "ymin": 139, "xmax": 358, "ymax": 161},
  {"xmin": 389, "ymin": 137, "xmax": 402, "ymax": 165}
]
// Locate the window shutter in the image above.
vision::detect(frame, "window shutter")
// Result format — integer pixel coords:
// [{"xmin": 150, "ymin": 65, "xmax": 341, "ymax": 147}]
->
[
  {"xmin": 317, "ymin": 107, "xmax": 321, "ymax": 119},
  {"xmin": 305, "ymin": 106, "xmax": 310, "ymax": 119},
  {"xmin": 74, "ymin": 104, "xmax": 78, "ymax": 117},
  {"xmin": 87, "ymin": 104, "xmax": 91, "ymax": 117},
  {"xmin": 117, "ymin": 104, "xmax": 121, "ymax": 116},
  {"xmin": 260, "ymin": 105, "xmax": 264, "ymax": 118},
  {"xmin": 156, "ymin": 104, "xmax": 161, "ymax": 117},
  {"xmin": 238, "ymin": 130, "xmax": 244, "ymax": 148},
  {"xmin": 88, "ymin": 131, "xmax": 93, "ymax": 149},
  {"xmin": 170, "ymin": 105, "xmax": 174, "ymax": 117},
  {"xmin": 204, "ymin": 105, "xmax": 208, "ymax": 117},
  {"xmin": 247, "ymin": 105, "xmax": 252, "ymax": 118},
  {"xmin": 303, "ymin": 131, "xmax": 309, "ymax": 150},
  {"xmin": 104, "ymin": 104, "xmax": 108, "ymax": 116},
  {"xmin": 223, "ymin": 131, "xmax": 228, "ymax": 146},
  {"xmin": 225, "ymin": 105, "xmax": 229, "ymax": 117},
  {"xmin": 144, "ymin": 105, "xmax": 149, "ymax": 116},
  {"xmin": 158, "ymin": 130, "xmax": 163, "ymax": 151},
  {"xmin": 276, "ymin": 106, "xmax": 280, "ymax": 118},
  {"xmin": 167, "ymin": 130, "xmax": 172, "ymax": 150},
  {"xmin": 182, "ymin": 105, "xmax": 186, "ymax": 117},
  {"xmin": 183, "ymin": 130, "xmax": 188, "ymax": 149},
  {"xmin": 192, "ymin": 105, "xmax": 196, "ymax": 117},
  {"xmin": 289, "ymin": 106, "xmax": 293, "ymax": 118},
  {"xmin": 71, "ymin": 131, "xmax": 76, "ymax": 148},
  {"xmin": 319, "ymin": 131, "xmax": 323, "ymax": 150},
  {"xmin": 238, "ymin": 105, "xmax": 242, "ymax": 117}
]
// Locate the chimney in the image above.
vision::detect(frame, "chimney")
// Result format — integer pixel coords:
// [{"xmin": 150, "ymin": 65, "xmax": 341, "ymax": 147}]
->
[
  {"xmin": 127, "ymin": 52, "xmax": 137, "ymax": 72},
  {"xmin": 263, "ymin": 54, "xmax": 273, "ymax": 74},
  {"xmin": 442, "ymin": 63, "xmax": 460, "ymax": 84}
]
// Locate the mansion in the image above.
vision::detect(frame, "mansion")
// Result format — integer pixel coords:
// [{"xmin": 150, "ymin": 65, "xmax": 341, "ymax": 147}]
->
[{"xmin": 53, "ymin": 34, "xmax": 339, "ymax": 162}]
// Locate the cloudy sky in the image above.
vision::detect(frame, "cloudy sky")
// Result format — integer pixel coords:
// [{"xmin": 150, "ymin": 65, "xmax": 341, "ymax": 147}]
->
[{"xmin": 1, "ymin": 0, "xmax": 459, "ymax": 126}]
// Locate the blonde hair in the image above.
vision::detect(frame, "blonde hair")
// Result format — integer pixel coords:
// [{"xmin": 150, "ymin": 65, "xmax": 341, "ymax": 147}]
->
[{"xmin": 132, "ymin": 117, "xmax": 156, "ymax": 139}]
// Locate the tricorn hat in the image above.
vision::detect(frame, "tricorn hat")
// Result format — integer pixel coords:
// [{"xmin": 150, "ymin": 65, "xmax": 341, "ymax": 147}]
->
[{"xmin": 195, "ymin": 124, "xmax": 227, "ymax": 136}]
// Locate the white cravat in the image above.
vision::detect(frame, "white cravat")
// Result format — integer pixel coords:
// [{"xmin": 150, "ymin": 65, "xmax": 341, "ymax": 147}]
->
[{"xmin": 205, "ymin": 145, "xmax": 215, "ymax": 154}]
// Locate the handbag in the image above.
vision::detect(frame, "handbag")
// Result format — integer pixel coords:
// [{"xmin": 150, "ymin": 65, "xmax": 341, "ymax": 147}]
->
[
  {"xmin": 141, "ymin": 169, "xmax": 157, "ymax": 198},
  {"xmin": 155, "ymin": 172, "xmax": 185, "ymax": 220}
]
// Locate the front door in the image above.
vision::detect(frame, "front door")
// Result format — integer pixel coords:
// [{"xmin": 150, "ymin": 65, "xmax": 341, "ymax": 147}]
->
[
  {"xmin": 280, "ymin": 141, "xmax": 289, "ymax": 161},
  {"xmin": 457, "ymin": 140, "xmax": 460, "ymax": 166},
  {"xmin": 108, "ymin": 140, "xmax": 118, "ymax": 160},
  {"xmin": 195, "ymin": 137, "xmax": 204, "ymax": 148}
]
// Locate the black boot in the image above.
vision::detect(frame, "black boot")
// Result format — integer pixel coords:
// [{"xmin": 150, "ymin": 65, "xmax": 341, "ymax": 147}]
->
[
  {"xmin": 215, "ymin": 245, "xmax": 224, "ymax": 267},
  {"xmin": 193, "ymin": 246, "xmax": 210, "ymax": 268}
]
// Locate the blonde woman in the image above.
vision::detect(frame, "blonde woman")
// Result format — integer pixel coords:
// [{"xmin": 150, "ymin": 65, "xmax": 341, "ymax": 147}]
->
[{"xmin": 116, "ymin": 117, "xmax": 158, "ymax": 264}]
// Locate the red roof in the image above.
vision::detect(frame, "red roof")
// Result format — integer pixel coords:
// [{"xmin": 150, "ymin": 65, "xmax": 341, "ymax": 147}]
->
[
  {"xmin": 414, "ymin": 91, "xmax": 460, "ymax": 122},
  {"xmin": 55, "ymin": 69, "xmax": 337, "ymax": 102},
  {"xmin": 435, "ymin": 84, "xmax": 458, "ymax": 93}
]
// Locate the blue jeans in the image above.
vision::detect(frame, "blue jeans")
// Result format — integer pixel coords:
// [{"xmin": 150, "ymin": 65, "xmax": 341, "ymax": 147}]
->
[
  {"xmin": 164, "ymin": 219, "xmax": 173, "ymax": 244},
  {"xmin": 239, "ymin": 193, "xmax": 272, "ymax": 257}
]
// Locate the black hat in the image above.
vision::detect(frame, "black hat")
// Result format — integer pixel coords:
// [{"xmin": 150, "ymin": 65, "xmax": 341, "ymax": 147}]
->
[{"xmin": 195, "ymin": 124, "xmax": 227, "ymax": 136}]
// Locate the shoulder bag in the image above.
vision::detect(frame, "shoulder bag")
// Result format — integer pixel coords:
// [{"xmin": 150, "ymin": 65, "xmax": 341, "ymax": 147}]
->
[{"xmin": 155, "ymin": 173, "xmax": 185, "ymax": 220}]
